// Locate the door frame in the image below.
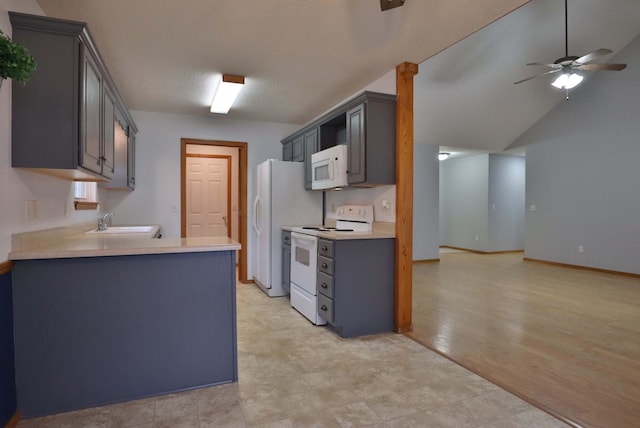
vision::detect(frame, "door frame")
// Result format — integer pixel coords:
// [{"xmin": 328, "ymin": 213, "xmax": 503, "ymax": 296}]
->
[
  {"xmin": 183, "ymin": 154, "xmax": 232, "ymax": 238},
  {"xmin": 181, "ymin": 138, "xmax": 250, "ymax": 283}
]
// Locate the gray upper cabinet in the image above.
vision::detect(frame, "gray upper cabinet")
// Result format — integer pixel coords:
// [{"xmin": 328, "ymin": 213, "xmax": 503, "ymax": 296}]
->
[
  {"xmin": 346, "ymin": 104, "xmax": 365, "ymax": 184},
  {"xmin": 9, "ymin": 12, "xmax": 137, "ymax": 182},
  {"xmin": 281, "ymin": 92, "xmax": 395, "ymax": 189},
  {"xmin": 282, "ymin": 140, "xmax": 293, "ymax": 161},
  {"xmin": 101, "ymin": 82, "xmax": 116, "ymax": 179},
  {"xmin": 81, "ymin": 50, "xmax": 103, "ymax": 176},
  {"xmin": 281, "ymin": 127, "xmax": 319, "ymax": 190},
  {"xmin": 345, "ymin": 96, "xmax": 396, "ymax": 187},
  {"xmin": 103, "ymin": 107, "xmax": 134, "ymax": 190},
  {"xmin": 303, "ymin": 128, "xmax": 319, "ymax": 189},
  {"xmin": 127, "ymin": 132, "xmax": 136, "ymax": 189},
  {"xmin": 292, "ymin": 135, "xmax": 304, "ymax": 162}
]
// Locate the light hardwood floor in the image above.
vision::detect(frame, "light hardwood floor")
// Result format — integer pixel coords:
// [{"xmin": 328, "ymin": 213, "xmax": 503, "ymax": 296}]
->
[{"xmin": 407, "ymin": 251, "xmax": 640, "ymax": 428}]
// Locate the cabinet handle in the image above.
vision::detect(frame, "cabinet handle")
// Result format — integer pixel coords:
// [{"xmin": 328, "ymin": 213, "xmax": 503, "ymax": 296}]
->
[
  {"xmin": 321, "ymin": 283, "xmax": 328, "ymax": 288},
  {"xmin": 322, "ymin": 263, "xmax": 328, "ymax": 269},
  {"xmin": 320, "ymin": 305, "xmax": 327, "ymax": 311},
  {"xmin": 321, "ymin": 245, "xmax": 328, "ymax": 251}
]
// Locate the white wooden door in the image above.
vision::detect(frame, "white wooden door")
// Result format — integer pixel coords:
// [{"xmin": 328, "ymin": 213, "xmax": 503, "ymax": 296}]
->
[{"xmin": 186, "ymin": 156, "xmax": 230, "ymax": 238}]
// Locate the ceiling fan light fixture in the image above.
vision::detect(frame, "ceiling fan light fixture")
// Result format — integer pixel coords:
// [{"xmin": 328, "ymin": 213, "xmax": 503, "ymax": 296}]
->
[
  {"xmin": 210, "ymin": 74, "xmax": 245, "ymax": 114},
  {"xmin": 551, "ymin": 72, "xmax": 583, "ymax": 89}
]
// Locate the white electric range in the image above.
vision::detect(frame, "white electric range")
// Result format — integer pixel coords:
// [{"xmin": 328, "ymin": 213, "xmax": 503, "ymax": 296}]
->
[{"xmin": 289, "ymin": 205, "xmax": 374, "ymax": 325}]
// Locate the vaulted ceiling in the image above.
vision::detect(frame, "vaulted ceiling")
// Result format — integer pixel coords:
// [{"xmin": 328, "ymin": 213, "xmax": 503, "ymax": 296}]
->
[{"xmin": 35, "ymin": 0, "xmax": 640, "ymax": 153}]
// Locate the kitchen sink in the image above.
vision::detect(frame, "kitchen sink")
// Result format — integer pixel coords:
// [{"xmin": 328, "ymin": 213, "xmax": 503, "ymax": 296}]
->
[{"xmin": 85, "ymin": 226, "xmax": 156, "ymax": 234}]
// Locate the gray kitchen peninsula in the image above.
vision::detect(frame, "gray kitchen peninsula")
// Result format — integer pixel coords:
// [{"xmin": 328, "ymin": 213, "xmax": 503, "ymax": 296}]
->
[{"xmin": 10, "ymin": 234, "xmax": 240, "ymax": 418}]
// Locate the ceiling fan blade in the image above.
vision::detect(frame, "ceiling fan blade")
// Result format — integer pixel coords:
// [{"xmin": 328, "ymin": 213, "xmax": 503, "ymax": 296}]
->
[
  {"xmin": 526, "ymin": 62, "xmax": 562, "ymax": 68},
  {"xmin": 514, "ymin": 69, "xmax": 561, "ymax": 85},
  {"xmin": 575, "ymin": 48, "xmax": 613, "ymax": 64},
  {"xmin": 577, "ymin": 63, "xmax": 627, "ymax": 71}
]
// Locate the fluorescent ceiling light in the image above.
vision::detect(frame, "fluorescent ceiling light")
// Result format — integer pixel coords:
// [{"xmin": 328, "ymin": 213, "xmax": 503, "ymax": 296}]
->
[
  {"xmin": 551, "ymin": 73, "xmax": 583, "ymax": 90},
  {"xmin": 210, "ymin": 74, "xmax": 244, "ymax": 114},
  {"xmin": 438, "ymin": 152, "xmax": 450, "ymax": 161}
]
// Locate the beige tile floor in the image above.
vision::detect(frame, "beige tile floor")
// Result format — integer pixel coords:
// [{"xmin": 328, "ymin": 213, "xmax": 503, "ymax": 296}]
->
[{"xmin": 17, "ymin": 282, "xmax": 567, "ymax": 427}]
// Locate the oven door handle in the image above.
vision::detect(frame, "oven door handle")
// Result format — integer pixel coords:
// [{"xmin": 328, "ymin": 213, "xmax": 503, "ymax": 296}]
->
[{"xmin": 291, "ymin": 232, "xmax": 317, "ymax": 247}]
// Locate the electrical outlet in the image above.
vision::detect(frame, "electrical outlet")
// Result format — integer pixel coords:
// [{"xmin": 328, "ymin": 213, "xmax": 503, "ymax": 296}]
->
[
  {"xmin": 578, "ymin": 245, "xmax": 584, "ymax": 253},
  {"xmin": 475, "ymin": 235, "xmax": 479, "ymax": 241},
  {"xmin": 530, "ymin": 204, "xmax": 537, "ymax": 212}
]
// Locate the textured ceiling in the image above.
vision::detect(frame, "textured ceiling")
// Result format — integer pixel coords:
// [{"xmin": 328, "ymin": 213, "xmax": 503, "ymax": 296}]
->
[
  {"xmin": 33, "ymin": 0, "xmax": 640, "ymax": 154},
  {"xmin": 35, "ymin": 0, "xmax": 528, "ymax": 125}
]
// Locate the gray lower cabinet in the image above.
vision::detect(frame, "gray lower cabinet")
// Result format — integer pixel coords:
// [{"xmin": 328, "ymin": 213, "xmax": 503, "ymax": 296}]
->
[
  {"xmin": 10, "ymin": 12, "xmax": 137, "ymax": 182},
  {"xmin": 12, "ymin": 251, "xmax": 238, "ymax": 418},
  {"xmin": 282, "ymin": 231, "xmax": 291, "ymax": 293},
  {"xmin": 317, "ymin": 238, "xmax": 395, "ymax": 338}
]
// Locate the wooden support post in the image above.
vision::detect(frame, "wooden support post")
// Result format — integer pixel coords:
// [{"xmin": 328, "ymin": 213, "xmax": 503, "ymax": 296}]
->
[{"xmin": 395, "ymin": 62, "xmax": 418, "ymax": 333}]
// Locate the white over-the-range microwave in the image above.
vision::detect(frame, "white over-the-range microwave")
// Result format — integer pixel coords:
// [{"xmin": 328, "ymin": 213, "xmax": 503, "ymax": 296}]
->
[{"xmin": 311, "ymin": 144, "xmax": 348, "ymax": 190}]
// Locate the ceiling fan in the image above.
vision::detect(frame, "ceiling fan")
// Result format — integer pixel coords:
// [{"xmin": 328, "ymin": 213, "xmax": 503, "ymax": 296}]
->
[{"xmin": 514, "ymin": 0, "xmax": 627, "ymax": 93}]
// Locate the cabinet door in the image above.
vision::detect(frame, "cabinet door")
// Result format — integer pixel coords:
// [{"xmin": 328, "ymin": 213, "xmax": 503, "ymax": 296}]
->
[
  {"xmin": 127, "ymin": 132, "xmax": 136, "ymax": 189},
  {"xmin": 303, "ymin": 128, "xmax": 319, "ymax": 189},
  {"xmin": 102, "ymin": 85, "xmax": 116, "ymax": 179},
  {"xmin": 80, "ymin": 50, "xmax": 103, "ymax": 175},
  {"xmin": 282, "ymin": 140, "xmax": 293, "ymax": 161},
  {"xmin": 346, "ymin": 103, "xmax": 366, "ymax": 184},
  {"xmin": 292, "ymin": 135, "xmax": 304, "ymax": 162}
]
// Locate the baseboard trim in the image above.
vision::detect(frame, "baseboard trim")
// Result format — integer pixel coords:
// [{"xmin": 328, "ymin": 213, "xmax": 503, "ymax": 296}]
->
[
  {"xmin": 440, "ymin": 246, "xmax": 524, "ymax": 255},
  {"xmin": 413, "ymin": 258, "xmax": 440, "ymax": 264},
  {"xmin": 5, "ymin": 411, "xmax": 20, "ymax": 428},
  {"xmin": 0, "ymin": 260, "xmax": 13, "ymax": 275},
  {"xmin": 523, "ymin": 258, "xmax": 640, "ymax": 278}
]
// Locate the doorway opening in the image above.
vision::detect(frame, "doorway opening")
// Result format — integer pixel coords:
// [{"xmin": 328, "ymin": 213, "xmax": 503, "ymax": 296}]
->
[{"xmin": 180, "ymin": 138, "xmax": 250, "ymax": 283}]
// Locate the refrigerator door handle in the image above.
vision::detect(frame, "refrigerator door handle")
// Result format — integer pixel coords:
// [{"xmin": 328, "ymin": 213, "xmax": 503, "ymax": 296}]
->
[{"xmin": 253, "ymin": 195, "xmax": 260, "ymax": 235}]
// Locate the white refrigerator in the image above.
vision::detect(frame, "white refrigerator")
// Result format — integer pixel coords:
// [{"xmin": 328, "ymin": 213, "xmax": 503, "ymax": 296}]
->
[{"xmin": 253, "ymin": 159, "xmax": 322, "ymax": 297}]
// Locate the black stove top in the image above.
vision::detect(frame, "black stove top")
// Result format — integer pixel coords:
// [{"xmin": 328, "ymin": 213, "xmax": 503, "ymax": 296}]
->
[{"xmin": 301, "ymin": 226, "xmax": 354, "ymax": 232}]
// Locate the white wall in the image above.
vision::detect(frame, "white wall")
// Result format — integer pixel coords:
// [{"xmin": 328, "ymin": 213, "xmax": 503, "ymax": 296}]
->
[
  {"xmin": 439, "ymin": 153, "xmax": 525, "ymax": 252},
  {"xmin": 440, "ymin": 154, "xmax": 490, "ymax": 251},
  {"xmin": 488, "ymin": 155, "xmax": 525, "ymax": 251},
  {"xmin": 0, "ymin": 0, "xmax": 106, "ymax": 262},
  {"xmin": 514, "ymin": 35, "xmax": 640, "ymax": 275},
  {"xmin": 105, "ymin": 110, "xmax": 298, "ymax": 277},
  {"xmin": 413, "ymin": 144, "xmax": 440, "ymax": 261}
]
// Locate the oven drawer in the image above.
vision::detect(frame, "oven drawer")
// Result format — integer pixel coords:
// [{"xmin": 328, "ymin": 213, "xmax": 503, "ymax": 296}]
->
[
  {"xmin": 318, "ymin": 293, "xmax": 334, "ymax": 324},
  {"xmin": 317, "ymin": 271, "xmax": 334, "ymax": 299},
  {"xmin": 318, "ymin": 239, "xmax": 334, "ymax": 258},
  {"xmin": 318, "ymin": 255, "xmax": 334, "ymax": 275}
]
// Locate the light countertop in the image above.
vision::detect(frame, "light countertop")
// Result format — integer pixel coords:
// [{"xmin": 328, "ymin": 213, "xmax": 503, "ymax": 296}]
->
[{"xmin": 10, "ymin": 225, "xmax": 241, "ymax": 260}]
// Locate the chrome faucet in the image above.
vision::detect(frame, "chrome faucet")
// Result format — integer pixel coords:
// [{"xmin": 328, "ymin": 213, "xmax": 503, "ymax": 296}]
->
[{"xmin": 98, "ymin": 212, "xmax": 114, "ymax": 231}]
